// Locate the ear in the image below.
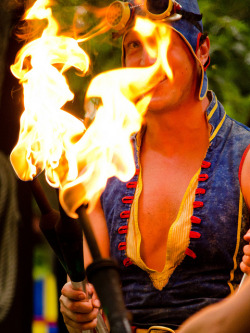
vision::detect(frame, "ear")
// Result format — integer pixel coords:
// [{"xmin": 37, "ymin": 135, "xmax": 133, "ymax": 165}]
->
[{"xmin": 196, "ymin": 36, "xmax": 210, "ymax": 67}]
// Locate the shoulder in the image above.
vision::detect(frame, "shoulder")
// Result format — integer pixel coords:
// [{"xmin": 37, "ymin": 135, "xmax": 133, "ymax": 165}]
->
[{"xmin": 240, "ymin": 144, "xmax": 250, "ymax": 208}]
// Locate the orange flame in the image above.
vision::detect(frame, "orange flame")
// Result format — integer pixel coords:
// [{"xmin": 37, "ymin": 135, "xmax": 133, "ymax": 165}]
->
[
  {"xmin": 10, "ymin": 0, "xmax": 89, "ymax": 184},
  {"xmin": 10, "ymin": 0, "xmax": 174, "ymax": 219}
]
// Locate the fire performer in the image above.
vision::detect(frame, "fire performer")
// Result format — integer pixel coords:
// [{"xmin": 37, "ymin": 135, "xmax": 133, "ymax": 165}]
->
[{"xmin": 60, "ymin": 0, "xmax": 250, "ymax": 332}]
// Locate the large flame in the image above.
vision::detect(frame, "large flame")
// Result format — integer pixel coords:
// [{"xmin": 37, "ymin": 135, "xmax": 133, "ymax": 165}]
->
[
  {"xmin": 10, "ymin": 0, "xmax": 173, "ymax": 219},
  {"xmin": 10, "ymin": 0, "xmax": 89, "ymax": 184}
]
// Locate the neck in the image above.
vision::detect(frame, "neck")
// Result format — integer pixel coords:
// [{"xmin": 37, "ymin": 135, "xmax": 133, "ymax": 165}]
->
[{"xmin": 144, "ymin": 96, "xmax": 210, "ymax": 154}]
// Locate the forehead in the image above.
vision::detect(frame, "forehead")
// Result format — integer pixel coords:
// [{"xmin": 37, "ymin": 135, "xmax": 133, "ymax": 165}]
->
[
  {"xmin": 123, "ymin": 26, "xmax": 182, "ymax": 47},
  {"xmin": 123, "ymin": 29, "xmax": 141, "ymax": 44}
]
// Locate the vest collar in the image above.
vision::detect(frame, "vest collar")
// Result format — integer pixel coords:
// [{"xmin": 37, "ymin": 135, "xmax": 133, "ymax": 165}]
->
[{"xmin": 206, "ymin": 91, "xmax": 226, "ymax": 142}]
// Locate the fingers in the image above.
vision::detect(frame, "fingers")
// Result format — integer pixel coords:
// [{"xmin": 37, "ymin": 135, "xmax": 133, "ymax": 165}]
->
[
  {"xmin": 243, "ymin": 229, "xmax": 250, "ymax": 242},
  {"xmin": 241, "ymin": 231, "xmax": 250, "ymax": 275},
  {"xmin": 61, "ymin": 281, "xmax": 86, "ymax": 300},
  {"xmin": 241, "ymin": 242, "xmax": 250, "ymax": 275},
  {"xmin": 60, "ymin": 294, "xmax": 99, "ymax": 330},
  {"xmin": 60, "ymin": 281, "xmax": 101, "ymax": 331},
  {"xmin": 240, "ymin": 260, "xmax": 250, "ymax": 275},
  {"xmin": 90, "ymin": 285, "xmax": 101, "ymax": 308}
]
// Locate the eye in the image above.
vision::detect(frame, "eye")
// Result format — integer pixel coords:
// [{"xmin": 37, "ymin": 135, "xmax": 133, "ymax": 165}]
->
[
  {"xmin": 127, "ymin": 41, "xmax": 141, "ymax": 50},
  {"xmin": 124, "ymin": 39, "xmax": 142, "ymax": 55}
]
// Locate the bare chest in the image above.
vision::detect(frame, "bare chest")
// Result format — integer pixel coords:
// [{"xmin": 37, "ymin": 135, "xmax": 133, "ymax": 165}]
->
[{"xmin": 137, "ymin": 153, "xmax": 201, "ymax": 270}]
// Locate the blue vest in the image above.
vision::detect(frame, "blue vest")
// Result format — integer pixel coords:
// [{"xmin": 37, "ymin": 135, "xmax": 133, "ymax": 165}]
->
[{"xmin": 100, "ymin": 92, "xmax": 250, "ymax": 329}]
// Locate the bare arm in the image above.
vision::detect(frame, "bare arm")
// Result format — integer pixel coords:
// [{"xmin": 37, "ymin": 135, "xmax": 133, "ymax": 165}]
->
[
  {"xmin": 178, "ymin": 276, "xmax": 250, "ymax": 333},
  {"xmin": 240, "ymin": 148, "xmax": 250, "ymax": 275},
  {"xmin": 241, "ymin": 148, "xmax": 250, "ymax": 209}
]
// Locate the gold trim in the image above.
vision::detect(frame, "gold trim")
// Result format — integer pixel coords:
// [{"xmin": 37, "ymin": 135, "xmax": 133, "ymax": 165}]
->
[
  {"xmin": 207, "ymin": 96, "xmax": 218, "ymax": 121},
  {"xmin": 209, "ymin": 112, "xmax": 226, "ymax": 142},
  {"xmin": 228, "ymin": 190, "xmax": 243, "ymax": 293}
]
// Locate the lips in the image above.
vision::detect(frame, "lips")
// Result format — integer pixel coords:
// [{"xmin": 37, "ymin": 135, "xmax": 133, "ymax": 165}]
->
[{"xmin": 159, "ymin": 75, "xmax": 168, "ymax": 83}]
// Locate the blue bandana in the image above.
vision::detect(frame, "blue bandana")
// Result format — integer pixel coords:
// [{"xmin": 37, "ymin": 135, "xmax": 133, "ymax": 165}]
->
[{"xmin": 170, "ymin": 0, "xmax": 208, "ymax": 99}]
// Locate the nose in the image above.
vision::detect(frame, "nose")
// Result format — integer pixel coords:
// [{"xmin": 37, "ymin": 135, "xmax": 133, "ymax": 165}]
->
[{"xmin": 140, "ymin": 48, "xmax": 157, "ymax": 67}]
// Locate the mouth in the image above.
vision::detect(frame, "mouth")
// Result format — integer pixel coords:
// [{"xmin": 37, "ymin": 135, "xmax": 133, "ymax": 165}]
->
[
  {"xmin": 159, "ymin": 75, "xmax": 168, "ymax": 84},
  {"xmin": 134, "ymin": 74, "xmax": 169, "ymax": 104}
]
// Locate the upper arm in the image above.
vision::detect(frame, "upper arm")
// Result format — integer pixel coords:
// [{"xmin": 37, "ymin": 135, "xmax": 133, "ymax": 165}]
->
[
  {"xmin": 240, "ymin": 146, "xmax": 250, "ymax": 209},
  {"xmin": 84, "ymin": 198, "xmax": 110, "ymax": 268}
]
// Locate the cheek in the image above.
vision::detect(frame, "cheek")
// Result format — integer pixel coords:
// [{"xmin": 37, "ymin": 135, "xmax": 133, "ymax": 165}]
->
[{"xmin": 125, "ymin": 55, "xmax": 137, "ymax": 68}]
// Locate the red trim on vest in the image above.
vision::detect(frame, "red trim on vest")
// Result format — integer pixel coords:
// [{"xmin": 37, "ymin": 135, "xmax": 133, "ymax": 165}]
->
[
  {"xmin": 238, "ymin": 144, "xmax": 250, "ymax": 187},
  {"xmin": 123, "ymin": 258, "xmax": 133, "ymax": 267},
  {"xmin": 118, "ymin": 242, "xmax": 126, "ymax": 251},
  {"xmin": 120, "ymin": 211, "xmax": 130, "ymax": 219},
  {"xmin": 191, "ymin": 216, "xmax": 201, "ymax": 224},
  {"xmin": 198, "ymin": 174, "xmax": 209, "ymax": 181},
  {"xmin": 193, "ymin": 201, "xmax": 204, "ymax": 208},
  {"xmin": 201, "ymin": 161, "xmax": 211, "ymax": 168},
  {"xmin": 135, "ymin": 169, "xmax": 140, "ymax": 176},
  {"xmin": 196, "ymin": 188, "xmax": 206, "ymax": 195},
  {"xmin": 190, "ymin": 231, "xmax": 201, "ymax": 239},
  {"xmin": 126, "ymin": 181, "xmax": 137, "ymax": 188},
  {"xmin": 185, "ymin": 248, "xmax": 197, "ymax": 259},
  {"xmin": 122, "ymin": 196, "xmax": 134, "ymax": 204},
  {"xmin": 118, "ymin": 225, "xmax": 128, "ymax": 234}
]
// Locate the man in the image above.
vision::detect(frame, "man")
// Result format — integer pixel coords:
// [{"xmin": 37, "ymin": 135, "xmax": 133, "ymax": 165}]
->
[{"xmin": 59, "ymin": 0, "xmax": 250, "ymax": 331}]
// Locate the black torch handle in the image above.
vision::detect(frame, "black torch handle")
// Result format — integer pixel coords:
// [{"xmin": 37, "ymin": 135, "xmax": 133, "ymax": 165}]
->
[
  {"xmin": 55, "ymin": 203, "xmax": 86, "ymax": 283},
  {"xmin": 29, "ymin": 177, "xmax": 52, "ymax": 214},
  {"xmin": 29, "ymin": 178, "xmax": 85, "ymax": 281},
  {"xmin": 76, "ymin": 205, "xmax": 102, "ymax": 261},
  {"xmin": 29, "ymin": 178, "xmax": 67, "ymax": 271}
]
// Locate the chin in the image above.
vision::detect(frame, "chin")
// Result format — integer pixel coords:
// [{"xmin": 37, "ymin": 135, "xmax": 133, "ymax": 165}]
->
[{"xmin": 147, "ymin": 95, "xmax": 171, "ymax": 113}]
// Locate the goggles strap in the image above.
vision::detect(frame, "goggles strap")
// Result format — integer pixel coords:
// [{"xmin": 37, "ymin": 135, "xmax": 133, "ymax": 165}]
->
[{"xmin": 178, "ymin": 9, "xmax": 203, "ymax": 32}]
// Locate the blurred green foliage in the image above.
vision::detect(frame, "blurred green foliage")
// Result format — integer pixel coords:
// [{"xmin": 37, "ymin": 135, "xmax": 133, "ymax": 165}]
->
[
  {"xmin": 199, "ymin": 0, "xmax": 250, "ymax": 124},
  {"xmin": 51, "ymin": 0, "xmax": 249, "ymax": 124}
]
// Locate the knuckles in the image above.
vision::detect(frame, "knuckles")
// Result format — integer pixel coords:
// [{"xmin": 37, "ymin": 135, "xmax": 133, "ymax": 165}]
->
[
  {"xmin": 243, "ymin": 244, "xmax": 250, "ymax": 256},
  {"xmin": 240, "ymin": 262, "xmax": 250, "ymax": 274},
  {"xmin": 68, "ymin": 301, "xmax": 92, "ymax": 313}
]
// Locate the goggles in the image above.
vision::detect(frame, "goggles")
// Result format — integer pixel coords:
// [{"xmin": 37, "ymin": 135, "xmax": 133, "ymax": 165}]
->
[{"xmin": 106, "ymin": 0, "xmax": 203, "ymax": 34}]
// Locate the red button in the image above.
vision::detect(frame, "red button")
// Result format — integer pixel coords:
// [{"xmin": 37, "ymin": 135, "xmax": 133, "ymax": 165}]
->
[
  {"xmin": 122, "ymin": 196, "xmax": 134, "ymax": 204},
  {"xmin": 118, "ymin": 226, "xmax": 128, "ymax": 234},
  {"xmin": 193, "ymin": 201, "xmax": 204, "ymax": 208},
  {"xmin": 120, "ymin": 211, "xmax": 130, "ymax": 218},
  {"xmin": 126, "ymin": 181, "xmax": 137, "ymax": 188},
  {"xmin": 118, "ymin": 242, "xmax": 126, "ymax": 251},
  {"xmin": 191, "ymin": 216, "xmax": 201, "ymax": 224}
]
